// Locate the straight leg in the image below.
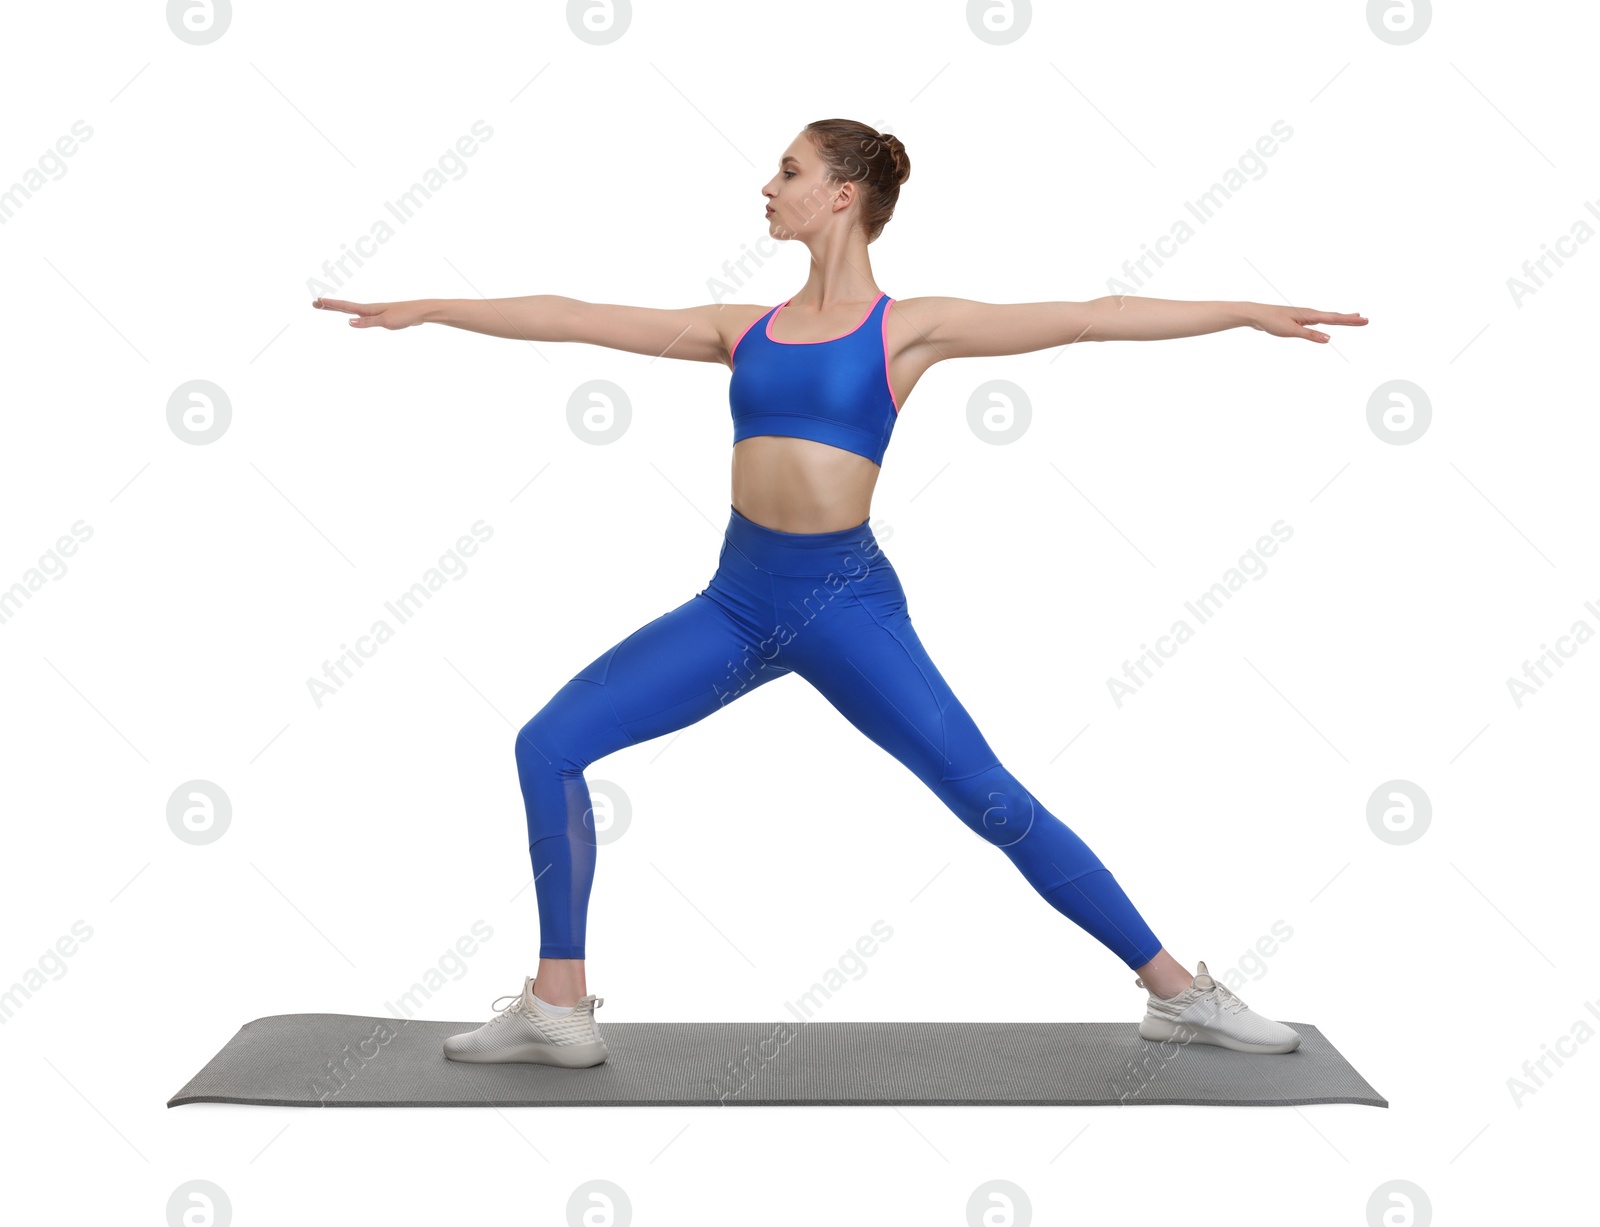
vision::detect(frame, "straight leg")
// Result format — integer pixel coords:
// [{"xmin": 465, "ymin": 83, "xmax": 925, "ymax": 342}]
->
[{"xmin": 786, "ymin": 567, "xmax": 1165, "ymax": 970}]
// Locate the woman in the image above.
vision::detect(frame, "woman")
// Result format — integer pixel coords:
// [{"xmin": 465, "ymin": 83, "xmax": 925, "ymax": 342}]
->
[{"xmin": 314, "ymin": 119, "xmax": 1365, "ymax": 1070}]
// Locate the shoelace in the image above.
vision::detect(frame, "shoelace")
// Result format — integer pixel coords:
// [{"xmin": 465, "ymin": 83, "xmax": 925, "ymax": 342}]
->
[
  {"xmin": 1196, "ymin": 980, "xmax": 1249, "ymax": 1016},
  {"xmin": 484, "ymin": 989, "xmax": 604, "ymax": 1023},
  {"xmin": 480, "ymin": 992, "xmax": 527, "ymax": 1028}
]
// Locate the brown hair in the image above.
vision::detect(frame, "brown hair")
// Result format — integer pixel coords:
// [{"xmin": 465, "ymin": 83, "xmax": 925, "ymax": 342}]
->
[{"xmin": 802, "ymin": 119, "xmax": 911, "ymax": 244}]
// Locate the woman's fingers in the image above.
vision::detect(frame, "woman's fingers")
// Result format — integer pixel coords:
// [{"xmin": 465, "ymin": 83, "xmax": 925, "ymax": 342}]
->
[
  {"xmin": 1274, "ymin": 307, "xmax": 1366, "ymax": 341},
  {"xmin": 312, "ymin": 297, "xmax": 382, "ymax": 316},
  {"xmin": 314, "ymin": 297, "xmax": 422, "ymax": 329},
  {"xmin": 313, "ymin": 297, "xmax": 400, "ymax": 329}
]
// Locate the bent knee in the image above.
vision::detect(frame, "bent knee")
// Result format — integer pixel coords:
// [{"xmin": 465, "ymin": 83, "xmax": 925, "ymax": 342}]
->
[
  {"xmin": 515, "ymin": 678, "xmax": 627, "ymax": 776},
  {"xmin": 514, "ymin": 688, "xmax": 584, "ymax": 776},
  {"xmin": 515, "ymin": 713, "xmax": 563, "ymax": 776}
]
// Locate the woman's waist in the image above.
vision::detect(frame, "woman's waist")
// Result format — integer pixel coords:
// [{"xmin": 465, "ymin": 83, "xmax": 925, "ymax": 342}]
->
[
  {"xmin": 720, "ymin": 500, "xmax": 887, "ymax": 579},
  {"xmin": 731, "ymin": 437, "xmax": 878, "ymax": 532}
]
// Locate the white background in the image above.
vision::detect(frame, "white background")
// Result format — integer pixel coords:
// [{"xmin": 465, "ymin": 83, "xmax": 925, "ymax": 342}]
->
[{"xmin": 2, "ymin": 0, "xmax": 1594, "ymax": 1223}]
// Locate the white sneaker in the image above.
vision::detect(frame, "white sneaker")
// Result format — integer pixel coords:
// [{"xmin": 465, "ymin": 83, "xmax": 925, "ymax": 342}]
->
[
  {"xmin": 443, "ymin": 976, "xmax": 608, "ymax": 1067},
  {"xmin": 1135, "ymin": 960, "xmax": 1300, "ymax": 1055}
]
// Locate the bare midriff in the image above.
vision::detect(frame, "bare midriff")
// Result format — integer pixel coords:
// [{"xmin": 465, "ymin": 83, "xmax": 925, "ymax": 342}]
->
[{"xmin": 730, "ymin": 435, "xmax": 881, "ymax": 533}]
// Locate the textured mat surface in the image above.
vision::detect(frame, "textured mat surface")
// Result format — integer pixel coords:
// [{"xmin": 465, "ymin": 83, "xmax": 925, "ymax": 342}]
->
[{"xmin": 168, "ymin": 1014, "xmax": 1386, "ymax": 1108}]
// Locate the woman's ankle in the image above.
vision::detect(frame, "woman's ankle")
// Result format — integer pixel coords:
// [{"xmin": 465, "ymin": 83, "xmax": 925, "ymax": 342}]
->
[
  {"xmin": 1135, "ymin": 951, "xmax": 1193, "ymax": 999},
  {"xmin": 534, "ymin": 985, "xmax": 582, "ymax": 1007},
  {"xmin": 534, "ymin": 957, "xmax": 587, "ymax": 1007}
]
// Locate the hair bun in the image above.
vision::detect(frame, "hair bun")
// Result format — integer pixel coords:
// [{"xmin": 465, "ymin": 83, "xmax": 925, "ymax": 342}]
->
[{"xmin": 878, "ymin": 132, "xmax": 910, "ymax": 186}]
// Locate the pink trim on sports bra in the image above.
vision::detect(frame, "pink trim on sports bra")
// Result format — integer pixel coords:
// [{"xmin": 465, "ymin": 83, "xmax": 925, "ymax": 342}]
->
[
  {"xmin": 766, "ymin": 291, "xmax": 887, "ymax": 345},
  {"xmin": 881, "ymin": 297, "xmax": 900, "ymax": 414},
  {"xmin": 728, "ymin": 313, "xmax": 762, "ymax": 367}
]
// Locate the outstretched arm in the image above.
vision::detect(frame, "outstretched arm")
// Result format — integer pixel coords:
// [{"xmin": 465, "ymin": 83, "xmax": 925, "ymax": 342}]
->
[
  {"xmin": 312, "ymin": 295, "xmax": 741, "ymax": 364},
  {"xmin": 895, "ymin": 295, "xmax": 1367, "ymax": 360}
]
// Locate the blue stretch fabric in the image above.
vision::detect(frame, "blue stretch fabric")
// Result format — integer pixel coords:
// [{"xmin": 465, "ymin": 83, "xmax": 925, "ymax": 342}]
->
[
  {"xmin": 515, "ymin": 504, "xmax": 1166, "ymax": 970},
  {"xmin": 728, "ymin": 290, "xmax": 900, "ymax": 465}
]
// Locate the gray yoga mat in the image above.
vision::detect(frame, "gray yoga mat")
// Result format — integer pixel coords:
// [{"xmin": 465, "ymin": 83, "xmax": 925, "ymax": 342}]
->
[{"xmin": 168, "ymin": 1013, "xmax": 1386, "ymax": 1108}]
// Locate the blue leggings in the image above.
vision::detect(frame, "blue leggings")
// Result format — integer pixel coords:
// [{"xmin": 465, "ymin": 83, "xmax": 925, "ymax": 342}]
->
[{"xmin": 514, "ymin": 505, "xmax": 1164, "ymax": 970}]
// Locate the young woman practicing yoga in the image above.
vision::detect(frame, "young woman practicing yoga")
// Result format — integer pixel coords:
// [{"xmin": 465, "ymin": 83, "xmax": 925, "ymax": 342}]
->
[{"xmin": 314, "ymin": 119, "xmax": 1366, "ymax": 1068}]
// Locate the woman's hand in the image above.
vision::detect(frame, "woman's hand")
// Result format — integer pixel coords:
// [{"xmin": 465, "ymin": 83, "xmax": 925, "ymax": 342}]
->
[
  {"xmin": 1245, "ymin": 304, "xmax": 1367, "ymax": 343},
  {"xmin": 311, "ymin": 298, "xmax": 435, "ymax": 329}
]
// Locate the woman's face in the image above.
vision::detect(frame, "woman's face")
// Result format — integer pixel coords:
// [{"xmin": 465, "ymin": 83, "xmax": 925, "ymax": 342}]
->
[{"xmin": 761, "ymin": 134, "xmax": 851, "ymax": 240}]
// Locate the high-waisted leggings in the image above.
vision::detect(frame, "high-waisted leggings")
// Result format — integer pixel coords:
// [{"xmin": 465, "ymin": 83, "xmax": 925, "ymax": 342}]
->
[{"xmin": 514, "ymin": 504, "xmax": 1164, "ymax": 969}]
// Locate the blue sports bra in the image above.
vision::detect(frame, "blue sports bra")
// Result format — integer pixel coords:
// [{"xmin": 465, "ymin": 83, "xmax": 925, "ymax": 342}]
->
[{"xmin": 727, "ymin": 291, "xmax": 900, "ymax": 465}]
